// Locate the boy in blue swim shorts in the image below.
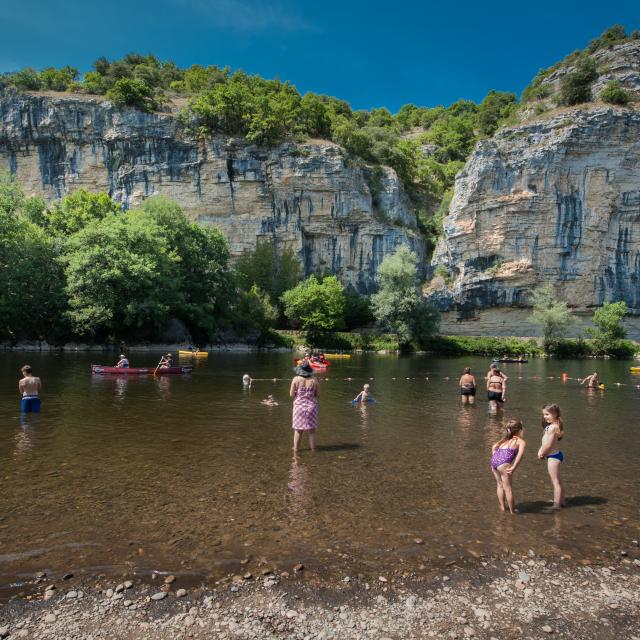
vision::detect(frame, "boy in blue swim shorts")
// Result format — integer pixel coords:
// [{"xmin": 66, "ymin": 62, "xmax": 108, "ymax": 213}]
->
[{"xmin": 19, "ymin": 365, "xmax": 42, "ymax": 413}]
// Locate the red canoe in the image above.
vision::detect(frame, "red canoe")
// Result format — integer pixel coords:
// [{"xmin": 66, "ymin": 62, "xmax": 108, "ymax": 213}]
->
[{"xmin": 91, "ymin": 365, "xmax": 193, "ymax": 375}]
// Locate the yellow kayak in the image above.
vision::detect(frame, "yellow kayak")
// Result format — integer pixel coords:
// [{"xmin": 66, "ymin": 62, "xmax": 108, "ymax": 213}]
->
[
  {"xmin": 324, "ymin": 353, "xmax": 351, "ymax": 358},
  {"xmin": 179, "ymin": 350, "xmax": 209, "ymax": 358},
  {"xmin": 630, "ymin": 367, "xmax": 640, "ymax": 372}
]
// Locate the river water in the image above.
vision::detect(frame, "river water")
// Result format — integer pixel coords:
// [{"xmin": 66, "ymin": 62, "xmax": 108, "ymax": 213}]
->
[{"xmin": 0, "ymin": 352, "xmax": 638, "ymax": 595}]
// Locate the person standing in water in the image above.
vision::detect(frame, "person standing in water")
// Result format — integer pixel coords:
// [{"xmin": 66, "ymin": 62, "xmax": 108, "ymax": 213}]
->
[
  {"xmin": 580, "ymin": 372, "xmax": 599, "ymax": 389},
  {"xmin": 353, "ymin": 383, "xmax": 375, "ymax": 404},
  {"xmin": 487, "ymin": 366, "xmax": 506, "ymax": 411},
  {"xmin": 19, "ymin": 365, "xmax": 42, "ymax": 413},
  {"xmin": 538, "ymin": 403, "xmax": 566, "ymax": 509},
  {"xmin": 490, "ymin": 419, "xmax": 526, "ymax": 514},
  {"xmin": 459, "ymin": 367, "xmax": 476, "ymax": 405},
  {"xmin": 290, "ymin": 361, "xmax": 319, "ymax": 452}
]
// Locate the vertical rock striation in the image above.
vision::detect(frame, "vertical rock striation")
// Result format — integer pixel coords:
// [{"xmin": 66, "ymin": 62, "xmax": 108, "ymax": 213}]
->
[
  {"xmin": 429, "ymin": 106, "xmax": 640, "ymax": 336},
  {"xmin": 0, "ymin": 90, "xmax": 424, "ymax": 292}
]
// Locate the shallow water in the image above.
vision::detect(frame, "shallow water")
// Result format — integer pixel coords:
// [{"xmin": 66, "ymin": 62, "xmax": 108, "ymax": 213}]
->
[{"xmin": 0, "ymin": 352, "xmax": 638, "ymax": 594}]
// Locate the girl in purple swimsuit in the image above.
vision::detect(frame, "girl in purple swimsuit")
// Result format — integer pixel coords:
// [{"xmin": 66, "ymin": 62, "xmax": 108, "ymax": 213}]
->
[
  {"xmin": 490, "ymin": 419, "xmax": 527, "ymax": 514},
  {"xmin": 537, "ymin": 404, "xmax": 566, "ymax": 509}
]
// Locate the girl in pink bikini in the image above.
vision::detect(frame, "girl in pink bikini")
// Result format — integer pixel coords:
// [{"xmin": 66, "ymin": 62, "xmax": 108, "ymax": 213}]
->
[
  {"xmin": 490, "ymin": 419, "xmax": 527, "ymax": 514},
  {"xmin": 290, "ymin": 361, "xmax": 319, "ymax": 452}
]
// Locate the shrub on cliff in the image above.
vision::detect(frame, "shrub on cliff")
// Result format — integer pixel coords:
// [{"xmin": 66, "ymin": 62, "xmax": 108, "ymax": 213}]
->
[
  {"xmin": 371, "ymin": 246, "xmax": 439, "ymax": 350},
  {"xmin": 558, "ymin": 57, "xmax": 598, "ymax": 106},
  {"xmin": 107, "ymin": 77, "xmax": 157, "ymax": 112},
  {"xmin": 600, "ymin": 81, "xmax": 630, "ymax": 105}
]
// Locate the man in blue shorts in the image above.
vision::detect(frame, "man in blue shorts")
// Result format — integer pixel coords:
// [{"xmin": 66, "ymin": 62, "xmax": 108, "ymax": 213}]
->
[{"xmin": 18, "ymin": 365, "xmax": 42, "ymax": 413}]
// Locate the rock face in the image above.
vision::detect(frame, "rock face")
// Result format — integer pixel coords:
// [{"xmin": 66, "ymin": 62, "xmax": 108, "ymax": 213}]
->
[
  {"xmin": 430, "ymin": 106, "xmax": 640, "ymax": 336},
  {"xmin": 539, "ymin": 40, "xmax": 640, "ymax": 102},
  {"xmin": 0, "ymin": 90, "xmax": 423, "ymax": 292}
]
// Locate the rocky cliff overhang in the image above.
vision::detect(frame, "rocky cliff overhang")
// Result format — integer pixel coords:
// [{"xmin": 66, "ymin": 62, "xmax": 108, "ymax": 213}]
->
[
  {"xmin": 0, "ymin": 90, "xmax": 424, "ymax": 293},
  {"xmin": 430, "ymin": 106, "xmax": 640, "ymax": 317}
]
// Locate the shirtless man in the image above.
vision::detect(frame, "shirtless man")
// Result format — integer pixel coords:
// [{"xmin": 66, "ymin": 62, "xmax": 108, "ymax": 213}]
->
[
  {"xmin": 580, "ymin": 371, "xmax": 599, "ymax": 388},
  {"xmin": 19, "ymin": 365, "xmax": 42, "ymax": 413}
]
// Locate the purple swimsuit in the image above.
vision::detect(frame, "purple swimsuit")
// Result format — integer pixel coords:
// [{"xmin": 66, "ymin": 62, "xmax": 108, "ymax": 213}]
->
[{"xmin": 491, "ymin": 446, "xmax": 518, "ymax": 469}]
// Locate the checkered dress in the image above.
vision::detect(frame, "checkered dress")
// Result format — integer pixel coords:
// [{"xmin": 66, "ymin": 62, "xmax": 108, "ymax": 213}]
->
[{"xmin": 292, "ymin": 382, "xmax": 318, "ymax": 431}]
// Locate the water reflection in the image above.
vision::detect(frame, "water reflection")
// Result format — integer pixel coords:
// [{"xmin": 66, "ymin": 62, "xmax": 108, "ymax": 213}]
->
[
  {"xmin": 114, "ymin": 377, "xmax": 128, "ymax": 402},
  {"xmin": 14, "ymin": 424, "xmax": 34, "ymax": 456},
  {"xmin": 287, "ymin": 453, "xmax": 312, "ymax": 522},
  {"xmin": 156, "ymin": 375, "xmax": 171, "ymax": 400}
]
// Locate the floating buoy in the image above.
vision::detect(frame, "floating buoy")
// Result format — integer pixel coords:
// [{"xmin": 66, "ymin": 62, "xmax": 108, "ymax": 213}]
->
[{"xmin": 599, "ymin": 383, "xmax": 605, "ymax": 390}]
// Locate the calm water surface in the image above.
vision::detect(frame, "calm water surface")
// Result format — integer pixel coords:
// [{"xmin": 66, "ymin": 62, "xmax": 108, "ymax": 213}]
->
[{"xmin": 0, "ymin": 353, "xmax": 638, "ymax": 593}]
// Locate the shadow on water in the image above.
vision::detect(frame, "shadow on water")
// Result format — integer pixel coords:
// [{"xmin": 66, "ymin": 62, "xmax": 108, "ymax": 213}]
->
[
  {"xmin": 519, "ymin": 496, "xmax": 608, "ymax": 513},
  {"xmin": 315, "ymin": 443, "xmax": 361, "ymax": 452}
]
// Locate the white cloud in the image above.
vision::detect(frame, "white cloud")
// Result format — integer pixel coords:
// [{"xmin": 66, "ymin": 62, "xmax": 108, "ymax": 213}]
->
[{"xmin": 168, "ymin": 0, "xmax": 314, "ymax": 32}]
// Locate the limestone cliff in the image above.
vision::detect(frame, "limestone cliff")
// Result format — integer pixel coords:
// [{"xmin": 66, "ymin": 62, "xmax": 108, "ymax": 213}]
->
[
  {"xmin": 429, "ymin": 105, "xmax": 640, "ymax": 337},
  {"xmin": 0, "ymin": 90, "xmax": 423, "ymax": 292}
]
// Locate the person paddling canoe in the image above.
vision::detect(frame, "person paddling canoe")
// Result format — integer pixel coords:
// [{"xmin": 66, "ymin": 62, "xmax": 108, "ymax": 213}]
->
[
  {"xmin": 158, "ymin": 353, "xmax": 173, "ymax": 369},
  {"xmin": 115, "ymin": 354, "xmax": 130, "ymax": 368}
]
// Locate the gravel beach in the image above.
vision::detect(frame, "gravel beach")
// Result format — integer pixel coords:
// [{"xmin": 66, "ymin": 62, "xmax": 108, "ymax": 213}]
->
[{"xmin": 1, "ymin": 555, "xmax": 638, "ymax": 639}]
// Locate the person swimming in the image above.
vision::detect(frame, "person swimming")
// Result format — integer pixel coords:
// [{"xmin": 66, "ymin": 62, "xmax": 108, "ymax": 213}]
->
[
  {"xmin": 242, "ymin": 374, "xmax": 252, "ymax": 388},
  {"xmin": 261, "ymin": 394, "xmax": 278, "ymax": 406}
]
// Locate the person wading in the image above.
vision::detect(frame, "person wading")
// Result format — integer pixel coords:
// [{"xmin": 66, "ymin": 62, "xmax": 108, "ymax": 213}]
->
[
  {"xmin": 19, "ymin": 365, "xmax": 42, "ymax": 413},
  {"xmin": 290, "ymin": 361, "xmax": 319, "ymax": 452}
]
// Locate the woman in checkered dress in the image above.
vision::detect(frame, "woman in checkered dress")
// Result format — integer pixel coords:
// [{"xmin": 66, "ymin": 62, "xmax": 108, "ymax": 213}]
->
[{"xmin": 290, "ymin": 361, "xmax": 319, "ymax": 451}]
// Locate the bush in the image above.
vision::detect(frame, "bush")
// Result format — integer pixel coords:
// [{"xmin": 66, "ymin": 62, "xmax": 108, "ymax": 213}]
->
[
  {"xmin": 9, "ymin": 68, "xmax": 42, "ymax": 90},
  {"xmin": 558, "ymin": 58, "xmax": 597, "ymax": 106},
  {"xmin": 39, "ymin": 66, "xmax": 78, "ymax": 91},
  {"xmin": 422, "ymin": 335, "xmax": 541, "ymax": 356},
  {"xmin": 531, "ymin": 283, "xmax": 572, "ymax": 351},
  {"xmin": 600, "ymin": 80, "xmax": 630, "ymax": 105},
  {"xmin": 107, "ymin": 78, "xmax": 157, "ymax": 112}
]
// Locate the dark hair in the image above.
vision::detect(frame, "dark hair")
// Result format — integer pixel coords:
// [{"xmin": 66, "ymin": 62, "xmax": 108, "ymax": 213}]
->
[
  {"xmin": 494, "ymin": 419, "xmax": 523, "ymax": 448},
  {"xmin": 542, "ymin": 403, "xmax": 564, "ymax": 438},
  {"xmin": 21, "ymin": 365, "xmax": 32, "ymax": 375},
  {"xmin": 463, "ymin": 367, "xmax": 471, "ymax": 374}
]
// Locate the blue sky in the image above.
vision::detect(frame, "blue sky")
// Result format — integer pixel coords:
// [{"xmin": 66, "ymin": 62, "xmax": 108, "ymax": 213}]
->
[{"xmin": 1, "ymin": 0, "xmax": 638, "ymax": 111}]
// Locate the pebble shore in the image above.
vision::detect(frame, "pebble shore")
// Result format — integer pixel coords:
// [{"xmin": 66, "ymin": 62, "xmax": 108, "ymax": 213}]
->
[{"xmin": 1, "ymin": 556, "xmax": 639, "ymax": 639}]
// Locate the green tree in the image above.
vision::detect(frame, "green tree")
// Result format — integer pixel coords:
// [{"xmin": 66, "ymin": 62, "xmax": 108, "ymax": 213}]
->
[
  {"xmin": 230, "ymin": 285, "xmax": 278, "ymax": 339},
  {"xmin": 235, "ymin": 242, "xmax": 300, "ymax": 309},
  {"xmin": 281, "ymin": 275, "xmax": 345, "ymax": 342},
  {"xmin": 132, "ymin": 197, "xmax": 231, "ymax": 341},
  {"xmin": 530, "ymin": 283, "xmax": 573, "ymax": 351},
  {"xmin": 0, "ymin": 175, "xmax": 68, "ymax": 342},
  {"xmin": 558, "ymin": 57, "xmax": 597, "ymax": 106},
  {"xmin": 370, "ymin": 246, "xmax": 439, "ymax": 349},
  {"xmin": 587, "ymin": 301, "xmax": 628, "ymax": 354},
  {"xmin": 46, "ymin": 189, "xmax": 121, "ymax": 236},
  {"xmin": 39, "ymin": 66, "xmax": 78, "ymax": 91},
  {"xmin": 343, "ymin": 288, "xmax": 374, "ymax": 330},
  {"xmin": 61, "ymin": 212, "xmax": 179, "ymax": 339},
  {"xmin": 599, "ymin": 80, "xmax": 630, "ymax": 105}
]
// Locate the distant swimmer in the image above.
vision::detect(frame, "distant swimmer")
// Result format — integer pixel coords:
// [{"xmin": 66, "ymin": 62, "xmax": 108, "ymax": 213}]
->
[
  {"xmin": 579, "ymin": 372, "xmax": 599, "ymax": 389},
  {"xmin": 352, "ymin": 383, "xmax": 375, "ymax": 404},
  {"xmin": 19, "ymin": 365, "xmax": 42, "ymax": 413},
  {"xmin": 242, "ymin": 374, "xmax": 252, "ymax": 388},
  {"xmin": 459, "ymin": 367, "xmax": 476, "ymax": 405},
  {"xmin": 115, "ymin": 354, "xmax": 130, "ymax": 368},
  {"xmin": 261, "ymin": 394, "xmax": 279, "ymax": 406}
]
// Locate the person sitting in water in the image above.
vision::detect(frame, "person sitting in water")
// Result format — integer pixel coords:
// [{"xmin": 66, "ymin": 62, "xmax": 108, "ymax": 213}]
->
[
  {"xmin": 317, "ymin": 352, "xmax": 326, "ymax": 364},
  {"xmin": 242, "ymin": 374, "xmax": 252, "ymax": 388},
  {"xmin": 580, "ymin": 372, "xmax": 599, "ymax": 388},
  {"xmin": 261, "ymin": 394, "xmax": 279, "ymax": 406},
  {"xmin": 353, "ymin": 383, "xmax": 375, "ymax": 404},
  {"xmin": 115, "ymin": 354, "xmax": 130, "ymax": 368},
  {"xmin": 459, "ymin": 367, "xmax": 476, "ymax": 405},
  {"xmin": 19, "ymin": 365, "xmax": 42, "ymax": 414}
]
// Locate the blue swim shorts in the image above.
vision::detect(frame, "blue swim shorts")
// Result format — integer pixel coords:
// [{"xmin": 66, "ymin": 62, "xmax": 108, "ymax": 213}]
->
[{"xmin": 21, "ymin": 396, "xmax": 41, "ymax": 413}]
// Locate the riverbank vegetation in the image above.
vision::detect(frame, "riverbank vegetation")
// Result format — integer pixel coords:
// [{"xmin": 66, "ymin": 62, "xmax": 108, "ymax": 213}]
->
[{"xmin": 2, "ymin": 175, "xmax": 637, "ymax": 357}]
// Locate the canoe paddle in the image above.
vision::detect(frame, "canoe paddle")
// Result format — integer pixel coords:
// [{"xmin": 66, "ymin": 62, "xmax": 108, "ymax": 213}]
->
[{"xmin": 153, "ymin": 356, "xmax": 164, "ymax": 377}]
